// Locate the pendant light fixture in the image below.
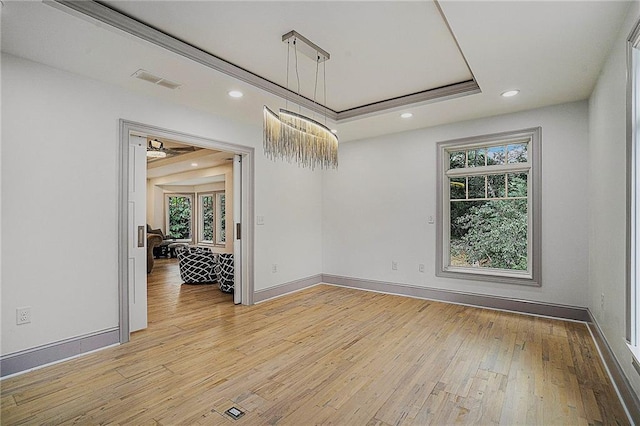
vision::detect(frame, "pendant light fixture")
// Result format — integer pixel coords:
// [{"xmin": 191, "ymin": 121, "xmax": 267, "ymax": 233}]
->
[{"xmin": 263, "ymin": 30, "xmax": 338, "ymax": 170}]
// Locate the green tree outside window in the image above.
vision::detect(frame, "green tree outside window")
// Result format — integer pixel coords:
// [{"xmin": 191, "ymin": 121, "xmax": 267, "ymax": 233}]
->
[{"xmin": 168, "ymin": 196, "xmax": 192, "ymax": 239}]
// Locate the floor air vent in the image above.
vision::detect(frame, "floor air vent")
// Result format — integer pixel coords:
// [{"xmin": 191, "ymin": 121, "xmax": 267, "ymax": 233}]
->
[{"xmin": 224, "ymin": 407, "xmax": 245, "ymax": 420}]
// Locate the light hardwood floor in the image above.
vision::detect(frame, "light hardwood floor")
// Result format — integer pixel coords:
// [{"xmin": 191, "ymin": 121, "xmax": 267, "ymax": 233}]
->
[{"xmin": 1, "ymin": 259, "xmax": 629, "ymax": 425}]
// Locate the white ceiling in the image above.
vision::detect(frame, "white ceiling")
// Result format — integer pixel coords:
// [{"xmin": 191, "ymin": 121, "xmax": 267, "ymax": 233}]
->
[
  {"xmin": 146, "ymin": 146, "xmax": 234, "ymax": 181},
  {"xmin": 160, "ymin": 174, "xmax": 226, "ymax": 187},
  {"xmin": 0, "ymin": 1, "xmax": 632, "ymax": 143}
]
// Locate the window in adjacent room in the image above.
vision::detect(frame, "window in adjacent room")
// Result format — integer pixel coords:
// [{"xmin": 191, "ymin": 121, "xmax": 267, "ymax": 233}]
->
[
  {"xmin": 216, "ymin": 192, "xmax": 226, "ymax": 245},
  {"xmin": 198, "ymin": 191, "xmax": 226, "ymax": 246},
  {"xmin": 199, "ymin": 193, "xmax": 215, "ymax": 243},
  {"xmin": 436, "ymin": 127, "xmax": 541, "ymax": 286},
  {"xmin": 165, "ymin": 194, "xmax": 193, "ymax": 240}
]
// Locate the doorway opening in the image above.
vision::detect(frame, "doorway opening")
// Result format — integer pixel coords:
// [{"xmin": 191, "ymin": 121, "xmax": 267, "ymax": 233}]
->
[{"xmin": 119, "ymin": 120, "xmax": 254, "ymax": 343}]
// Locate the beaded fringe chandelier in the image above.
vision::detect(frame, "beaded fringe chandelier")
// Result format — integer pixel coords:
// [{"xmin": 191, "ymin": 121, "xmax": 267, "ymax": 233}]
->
[{"xmin": 263, "ymin": 31, "xmax": 338, "ymax": 170}]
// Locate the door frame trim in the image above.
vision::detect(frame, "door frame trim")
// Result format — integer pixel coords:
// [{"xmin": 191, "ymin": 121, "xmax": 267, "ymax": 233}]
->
[{"xmin": 118, "ymin": 119, "xmax": 255, "ymax": 343}]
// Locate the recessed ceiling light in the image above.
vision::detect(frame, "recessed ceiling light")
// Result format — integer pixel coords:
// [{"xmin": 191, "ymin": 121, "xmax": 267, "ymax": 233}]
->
[
  {"xmin": 401, "ymin": 112, "xmax": 413, "ymax": 119},
  {"xmin": 501, "ymin": 90, "xmax": 520, "ymax": 98},
  {"xmin": 191, "ymin": 163, "xmax": 198, "ymax": 167},
  {"xmin": 228, "ymin": 90, "xmax": 243, "ymax": 98}
]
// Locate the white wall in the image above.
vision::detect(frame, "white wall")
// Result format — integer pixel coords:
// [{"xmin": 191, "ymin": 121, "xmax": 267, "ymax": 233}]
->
[
  {"xmin": 588, "ymin": 2, "xmax": 640, "ymax": 396},
  {"xmin": 194, "ymin": 182, "xmax": 226, "ymax": 193},
  {"xmin": 323, "ymin": 101, "xmax": 589, "ymax": 307},
  {"xmin": 254, "ymin": 155, "xmax": 323, "ymax": 290},
  {"xmin": 1, "ymin": 53, "xmax": 323, "ymax": 355}
]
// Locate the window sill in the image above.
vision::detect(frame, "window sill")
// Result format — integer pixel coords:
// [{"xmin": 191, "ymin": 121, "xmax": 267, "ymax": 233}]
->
[{"xmin": 437, "ymin": 267, "xmax": 540, "ymax": 287}]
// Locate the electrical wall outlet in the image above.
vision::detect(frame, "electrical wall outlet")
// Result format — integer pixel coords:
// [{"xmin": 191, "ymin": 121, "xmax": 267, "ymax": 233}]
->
[
  {"xmin": 419, "ymin": 264, "xmax": 425, "ymax": 273},
  {"xmin": 392, "ymin": 261, "xmax": 398, "ymax": 271},
  {"xmin": 16, "ymin": 307, "xmax": 31, "ymax": 325},
  {"xmin": 600, "ymin": 293, "xmax": 605, "ymax": 311},
  {"xmin": 272, "ymin": 264, "xmax": 278, "ymax": 273}
]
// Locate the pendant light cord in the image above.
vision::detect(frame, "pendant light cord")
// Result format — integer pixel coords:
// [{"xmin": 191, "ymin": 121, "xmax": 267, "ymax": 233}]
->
[
  {"xmin": 294, "ymin": 40, "xmax": 301, "ymax": 114},
  {"xmin": 285, "ymin": 40, "xmax": 290, "ymax": 111},
  {"xmin": 323, "ymin": 61, "xmax": 327, "ymax": 126},
  {"xmin": 313, "ymin": 56, "xmax": 320, "ymax": 121},
  {"xmin": 313, "ymin": 58, "xmax": 319, "ymax": 104}
]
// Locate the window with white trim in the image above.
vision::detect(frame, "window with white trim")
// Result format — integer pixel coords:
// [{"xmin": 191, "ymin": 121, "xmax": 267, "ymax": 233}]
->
[
  {"xmin": 165, "ymin": 193, "xmax": 194, "ymax": 240},
  {"xmin": 436, "ymin": 128, "xmax": 541, "ymax": 286},
  {"xmin": 199, "ymin": 193, "xmax": 215, "ymax": 243},
  {"xmin": 215, "ymin": 192, "xmax": 226, "ymax": 245},
  {"xmin": 197, "ymin": 191, "xmax": 226, "ymax": 246}
]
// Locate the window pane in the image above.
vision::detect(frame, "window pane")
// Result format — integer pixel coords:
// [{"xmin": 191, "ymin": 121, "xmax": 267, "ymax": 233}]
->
[
  {"xmin": 450, "ymin": 177, "xmax": 466, "ymax": 200},
  {"xmin": 487, "ymin": 146, "xmax": 506, "ymax": 165},
  {"xmin": 202, "ymin": 195, "xmax": 214, "ymax": 241},
  {"xmin": 168, "ymin": 196, "xmax": 192, "ymax": 239},
  {"xmin": 487, "ymin": 174, "xmax": 506, "ymax": 198},
  {"xmin": 507, "ymin": 143, "xmax": 528, "ymax": 163},
  {"xmin": 508, "ymin": 173, "xmax": 528, "ymax": 197},
  {"xmin": 468, "ymin": 175, "xmax": 486, "ymax": 199},
  {"xmin": 450, "ymin": 200, "xmax": 484, "ymax": 266},
  {"xmin": 217, "ymin": 193, "xmax": 226, "ymax": 244},
  {"xmin": 467, "ymin": 148, "xmax": 486, "ymax": 167},
  {"xmin": 450, "ymin": 199, "xmax": 528, "ymax": 270},
  {"xmin": 449, "ymin": 151, "xmax": 465, "ymax": 169}
]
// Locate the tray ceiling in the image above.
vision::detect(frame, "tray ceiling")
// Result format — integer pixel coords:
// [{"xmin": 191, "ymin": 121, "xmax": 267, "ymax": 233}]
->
[
  {"xmin": 1, "ymin": 1, "xmax": 631, "ymax": 142},
  {"xmin": 104, "ymin": 1, "xmax": 474, "ymax": 113}
]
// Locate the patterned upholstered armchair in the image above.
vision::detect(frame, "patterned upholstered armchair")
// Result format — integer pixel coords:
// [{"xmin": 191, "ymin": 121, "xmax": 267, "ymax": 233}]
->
[
  {"xmin": 214, "ymin": 253, "xmax": 234, "ymax": 293},
  {"xmin": 175, "ymin": 246, "xmax": 217, "ymax": 284}
]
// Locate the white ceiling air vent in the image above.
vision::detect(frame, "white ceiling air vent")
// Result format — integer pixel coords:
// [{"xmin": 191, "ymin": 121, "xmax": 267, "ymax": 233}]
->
[
  {"xmin": 156, "ymin": 79, "xmax": 181, "ymax": 90},
  {"xmin": 132, "ymin": 69, "xmax": 181, "ymax": 90}
]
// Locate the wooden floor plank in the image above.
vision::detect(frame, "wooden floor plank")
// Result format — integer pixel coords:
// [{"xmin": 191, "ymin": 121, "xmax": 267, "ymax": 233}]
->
[{"xmin": 0, "ymin": 258, "xmax": 629, "ymax": 425}]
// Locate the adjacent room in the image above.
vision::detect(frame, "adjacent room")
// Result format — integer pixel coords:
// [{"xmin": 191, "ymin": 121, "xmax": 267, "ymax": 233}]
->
[
  {"xmin": 2, "ymin": 0, "xmax": 640, "ymax": 424},
  {"xmin": 145, "ymin": 138, "xmax": 238, "ymax": 330}
]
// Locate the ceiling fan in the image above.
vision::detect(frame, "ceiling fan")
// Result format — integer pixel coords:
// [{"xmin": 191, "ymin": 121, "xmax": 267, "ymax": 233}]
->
[{"xmin": 146, "ymin": 138, "xmax": 197, "ymax": 159}]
